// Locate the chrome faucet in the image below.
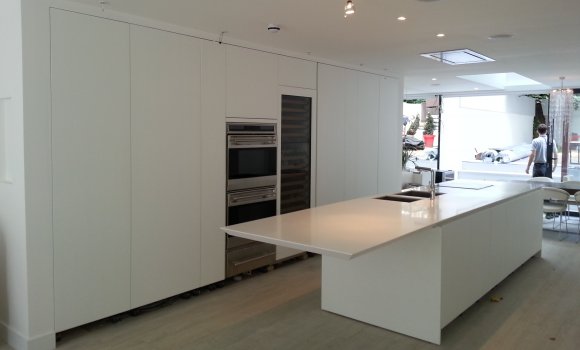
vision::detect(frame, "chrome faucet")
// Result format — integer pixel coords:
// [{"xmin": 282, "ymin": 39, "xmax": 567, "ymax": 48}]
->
[{"xmin": 415, "ymin": 166, "xmax": 436, "ymax": 200}]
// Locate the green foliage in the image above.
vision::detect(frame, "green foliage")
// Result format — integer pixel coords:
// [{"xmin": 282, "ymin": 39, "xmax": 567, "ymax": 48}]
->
[
  {"xmin": 520, "ymin": 94, "xmax": 550, "ymax": 101},
  {"xmin": 406, "ymin": 115, "xmax": 420, "ymax": 135},
  {"xmin": 424, "ymin": 113, "xmax": 435, "ymax": 135},
  {"xmin": 402, "ymin": 148, "xmax": 414, "ymax": 169},
  {"xmin": 403, "ymin": 99, "xmax": 426, "ymax": 104}
]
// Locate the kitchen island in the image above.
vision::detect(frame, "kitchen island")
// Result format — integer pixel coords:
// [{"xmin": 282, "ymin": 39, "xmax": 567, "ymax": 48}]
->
[{"xmin": 222, "ymin": 180, "xmax": 543, "ymax": 344}]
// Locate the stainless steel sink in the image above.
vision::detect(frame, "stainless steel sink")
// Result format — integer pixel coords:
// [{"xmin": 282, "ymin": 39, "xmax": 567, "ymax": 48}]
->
[
  {"xmin": 394, "ymin": 190, "xmax": 445, "ymax": 198},
  {"xmin": 375, "ymin": 195, "xmax": 423, "ymax": 203}
]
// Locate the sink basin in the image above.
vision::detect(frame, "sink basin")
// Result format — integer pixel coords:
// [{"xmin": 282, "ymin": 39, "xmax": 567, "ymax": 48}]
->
[
  {"xmin": 375, "ymin": 195, "xmax": 423, "ymax": 203},
  {"xmin": 394, "ymin": 190, "xmax": 445, "ymax": 198}
]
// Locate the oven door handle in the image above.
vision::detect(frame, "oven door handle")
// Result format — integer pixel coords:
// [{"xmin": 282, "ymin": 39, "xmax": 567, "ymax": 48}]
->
[
  {"xmin": 228, "ymin": 192, "xmax": 276, "ymax": 206},
  {"xmin": 228, "ymin": 135, "xmax": 277, "ymax": 147},
  {"xmin": 232, "ymin": 252, "xmax": 276, "ymax": 267}
]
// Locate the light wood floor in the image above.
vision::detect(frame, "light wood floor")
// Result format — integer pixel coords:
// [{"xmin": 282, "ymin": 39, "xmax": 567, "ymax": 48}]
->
[{"xmin": 3, "ymin": 230, "xmax": 580, "ymax": 350}]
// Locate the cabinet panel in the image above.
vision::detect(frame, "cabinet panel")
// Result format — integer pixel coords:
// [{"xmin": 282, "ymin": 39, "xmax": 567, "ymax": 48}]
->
[
  {"xmin": 354, "ymin": 72, "xmax": 380, "ymax": 197},
  {"xmin": 441, "ymin": 209, "xmax": 492, "ymax": 326},
  {"xmin": 226, "ymin": 46, "xmax": 278, "ymax": 118},
  {"xmin": 278, "ymin": 56, "xmax": 317, "ymax": 89},
  {"xmin": 51, "ymin": 9, "xmax": 131, "ymax": 331},
  {"xmin": 316, "ymin": 64, "xmax": 346, "ymax": 205},
  {"xmin": 200, "ymin": 41, "xmax": 226, "ymax": 285},
  {"xmin": 378, "ymin": 77, "xmax": 402, "ymax": 193},
  {"xmin": 130, "ymin": 26, "xmax": 202, "ymax": 308}
]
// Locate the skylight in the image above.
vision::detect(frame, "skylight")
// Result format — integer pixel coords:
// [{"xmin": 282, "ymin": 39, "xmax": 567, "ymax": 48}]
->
[
  {"xmin": 457, "ymin": 72, "xmax": 544, "ymax": 89},
  {"xmin": 420, "ymin": 49, "xmax": 495, "ymax": 65}
]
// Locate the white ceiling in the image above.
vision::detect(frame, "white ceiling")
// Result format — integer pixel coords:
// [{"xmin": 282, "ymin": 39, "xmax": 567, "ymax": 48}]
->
[{"xmin": 68, "ymin": 0, "xmax": 580, "ymax": 96}]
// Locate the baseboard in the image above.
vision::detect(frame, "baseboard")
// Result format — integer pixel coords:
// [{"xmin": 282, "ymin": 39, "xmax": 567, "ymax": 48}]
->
[{"xmin": 0, "ymin": 322, "xmax": 55, "ymax": 350}]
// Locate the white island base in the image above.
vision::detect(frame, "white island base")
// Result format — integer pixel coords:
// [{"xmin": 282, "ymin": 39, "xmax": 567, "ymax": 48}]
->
[{"xmin": 223, "ymin": 182, "xmax": 542, "ymax": 344}]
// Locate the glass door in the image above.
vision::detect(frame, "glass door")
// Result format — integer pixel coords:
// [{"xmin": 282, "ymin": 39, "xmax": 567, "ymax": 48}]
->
[{"xmin": 281, "ymin": 95, "xmax": 312, "ymax": 214}]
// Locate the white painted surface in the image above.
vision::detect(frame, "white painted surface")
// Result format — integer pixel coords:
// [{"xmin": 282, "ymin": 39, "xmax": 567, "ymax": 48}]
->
[
  {"xmin": 316, "ymin": 64, "xmax": 346, "ymax": 205},
  {"xmin": 378, "ymin": 76, "xmax": 403, "ymax": 194},
  {"xmin": 226, "ymin": 46, "xmax": 278, "ymax": 119},
  {"xmin": 223, "ymin": 181, "xmax": 540, "ymax": 259},
  {"xmin": 0, "ymin": 0, "xmax": 29, "ymax": 347},
  {"xmin": 200, "ymin": 40, "xmax": 226, "ymax": 285},
  {"xmin": 354, "ymin": 72, "xmax": 380, "ymax": 197},
  {"xmin": 322, "ymin": 227, "xmax": 443, "ymax": 344},
  {"xmin": 51, "ymin": 10, "xmax": 131, "ymax": 331},
  {"xmin": 130, "ymin": 25, "xmax": 202, "ymax": 308},
  {"xmin": 321, "ymin": 189, "xmax": 542, "ymax": 344},
  {"xmin": 316, "ymin": 64, "xmax": 400, "ymax": 205},
  {"xmin": 278, "ymin": 56, "xmax": 316, "ymax": 89}
]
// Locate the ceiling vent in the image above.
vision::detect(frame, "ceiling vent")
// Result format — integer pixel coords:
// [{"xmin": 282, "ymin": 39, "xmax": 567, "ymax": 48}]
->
[{"xmin": 420, "ymin": 49, "xmax": 495, "ymax": 65}]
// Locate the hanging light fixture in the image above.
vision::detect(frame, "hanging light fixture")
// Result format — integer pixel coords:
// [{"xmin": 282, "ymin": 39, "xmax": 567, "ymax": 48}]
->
[
  {"xmin": 549, "ymin": 76, "xmax": 574, "ymax": 179},
  {"xmin": 344, "ymin": 0, "xmax": 355, "ymax": 18}
]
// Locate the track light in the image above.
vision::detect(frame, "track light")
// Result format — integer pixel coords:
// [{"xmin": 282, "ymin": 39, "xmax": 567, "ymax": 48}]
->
[{"xmin": 344, "ymin": 0, "xmax": 355, "ymax": 18}]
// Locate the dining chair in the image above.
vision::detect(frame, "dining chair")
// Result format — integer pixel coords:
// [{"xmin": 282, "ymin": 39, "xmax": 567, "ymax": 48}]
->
[
  {"xmin": 562, "ymin": 181, "xmax": 580, "ymax": 225},
  {"xmin": 542, "ymin": 187, "xmax": 569, "ymax": 239},
  {"xmin": 572, "ymin": 191, "xmax": 580, "ymax": 243}
]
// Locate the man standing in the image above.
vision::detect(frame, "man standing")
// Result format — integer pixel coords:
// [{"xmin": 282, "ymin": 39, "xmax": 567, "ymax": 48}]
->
[{"xmin": 525, "ymin": 123, "xmax": 558, "ymax": 177}]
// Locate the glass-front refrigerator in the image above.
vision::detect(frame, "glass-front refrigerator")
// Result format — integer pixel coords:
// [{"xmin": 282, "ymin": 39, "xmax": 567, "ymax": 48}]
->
[{"xmin": 281, "ymin": 95, "xmax": 312, "ymax": 214}]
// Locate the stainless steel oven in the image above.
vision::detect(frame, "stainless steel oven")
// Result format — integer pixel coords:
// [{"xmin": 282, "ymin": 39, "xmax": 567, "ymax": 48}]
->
[
  {"xmin": 225, "ymin": 122, "xmax": 278, "ymax": 278},
  {"xmin": 227, "ymin": 123, "xmax": 277, "ymax": 191}
]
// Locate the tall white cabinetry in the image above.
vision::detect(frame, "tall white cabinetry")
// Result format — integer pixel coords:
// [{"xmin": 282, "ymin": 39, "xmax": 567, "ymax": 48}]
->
[
  {"xmin": 130, "ymin": 26, "xmax": 203, "ymax": 308},
  {"xmin": 316, "ymin": 64, "xmax": 400, "ymax": 205},
  {"xmin": 226, "ymin": 46, "xmax": 278, "ymax": 118},
  {"xmin": 51, "ymin": 10, "xmax": 131, "ymax": 332},
  {"xmin": 51, "ymin": 10, "xmax": 226, "ymax": 331}
]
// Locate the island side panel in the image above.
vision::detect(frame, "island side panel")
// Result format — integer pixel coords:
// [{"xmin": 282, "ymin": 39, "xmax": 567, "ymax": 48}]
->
[
  {"xmin": 440, "ymin": 189, "xmax": 543, "ymax": 327},
  {"xmin": 321, "ymin": 227, "xmax": 443, "ymax": 345}
]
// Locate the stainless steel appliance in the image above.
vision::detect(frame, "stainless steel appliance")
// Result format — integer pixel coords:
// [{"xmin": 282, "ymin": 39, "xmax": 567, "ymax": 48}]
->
[
  {"xmin": 225, "ymin": 122, "xmax": 278, "ymax": 277},
  {"xmin": 227, "ymin": 123, "xmax": 277, "ymax": 191}
]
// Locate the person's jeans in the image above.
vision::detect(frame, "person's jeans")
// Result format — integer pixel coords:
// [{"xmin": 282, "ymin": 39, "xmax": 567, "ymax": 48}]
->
[{"xmin": 533, "ymin": 163, "xmax": 548, "ymax": 177}]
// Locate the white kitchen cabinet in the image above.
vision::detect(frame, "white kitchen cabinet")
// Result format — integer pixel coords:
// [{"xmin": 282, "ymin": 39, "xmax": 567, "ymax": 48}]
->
[
  {"xmin": 316, "ymin": 64, "xmax": 347, "ymax": 205},
  {"xmin": 378, "ymin": 76, "xmax": 402, "ymax": 194},
  {"xmin": 130, "ymin": 26, "xmax": 203, "ymax": 308},
  {"xmin": 317, "ymin": 64, "xmax": 399, "ymax": 205},
  {"xmin": 351, "ymin": 72, "xmax": 380, "ymax": 198},
  {"xmin": 200, "ymin": 40, "xmax": 226, "ymax": 285},
  {"xmin": 51, "ymin": 10, "xmax": 131, "ymax": 332},
  {"xmin": 226, "ymin": 46, "xmax": 278, "ymax": 119},
  {"xmin": 278, "ymin": 56, "xmax": 317, "ymax": 90}
]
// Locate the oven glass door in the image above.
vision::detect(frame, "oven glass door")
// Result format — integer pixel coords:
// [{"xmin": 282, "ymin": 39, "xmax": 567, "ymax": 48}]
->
[
  {"xmin": 227, "ymin": 197, "xmax": 276, "ymax": 226},
  {"xmin": 228, "ymin": 147, "xmax": 277, "ymax": 180}
]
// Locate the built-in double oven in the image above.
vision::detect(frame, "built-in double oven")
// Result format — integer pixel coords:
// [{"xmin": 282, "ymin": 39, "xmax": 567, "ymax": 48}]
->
[{"xmin": 226, "ymin": 122, "xmax": 278, "ymax": 277}]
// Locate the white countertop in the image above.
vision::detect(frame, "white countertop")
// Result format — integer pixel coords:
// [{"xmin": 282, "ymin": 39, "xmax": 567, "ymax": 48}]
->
[{"xmin": 222, "ymin": 180, "xmax": 539, "ymax": 260}]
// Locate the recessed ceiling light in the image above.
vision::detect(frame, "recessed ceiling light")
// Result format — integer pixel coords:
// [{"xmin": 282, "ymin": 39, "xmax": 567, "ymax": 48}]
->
[
  {"xmin": 436, "ymin": 33, "xmax": 445, "ymax": 38},
  {"xmin": 474, "ymin": 87, "xmax": 479, "ymax": 90},
  {"xmin": 488, "ymin": 34, "xmax": 513, "ymax": 40},
  {"xmin": 397, "ymin": 16, "xmax": 407, "ymax": 21},
  {"xmin": 432, "ymin": 78, "xmax": 437, "ymax": 81}
]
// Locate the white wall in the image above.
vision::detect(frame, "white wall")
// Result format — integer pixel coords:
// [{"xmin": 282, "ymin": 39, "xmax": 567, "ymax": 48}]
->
[
  {"xmin": 20, "ymin": 0, "xmax": 56, "ymax": 349},
  {"xmin": 0, "ymin": 0, "xmax": 32, "ymax": 349},
  {"xmin": 439, "ymin": 95, "xmax": 534, "ymax": 171}
]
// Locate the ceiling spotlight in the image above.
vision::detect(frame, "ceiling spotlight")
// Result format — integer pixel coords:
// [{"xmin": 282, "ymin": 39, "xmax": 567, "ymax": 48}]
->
[
  {"xmin": 397, "ymin": 16, "xmax": 407, "ymax": 21},
  {"xmin": 344, "ymin": 0, "xmax": 355, "ymax": 18},
  {"xmin": 436, "ymin": 33, "xmax": 445, "ymax": 38},
  {"xmin": 432, "ymin": 78, "xmax": 437, "ymax": 81}
]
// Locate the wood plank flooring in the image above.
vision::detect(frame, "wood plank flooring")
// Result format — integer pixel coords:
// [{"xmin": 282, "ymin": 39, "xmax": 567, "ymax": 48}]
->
[{"xmin": 3, "ymin": 230, "xmax": 580, "ymax": 349}]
